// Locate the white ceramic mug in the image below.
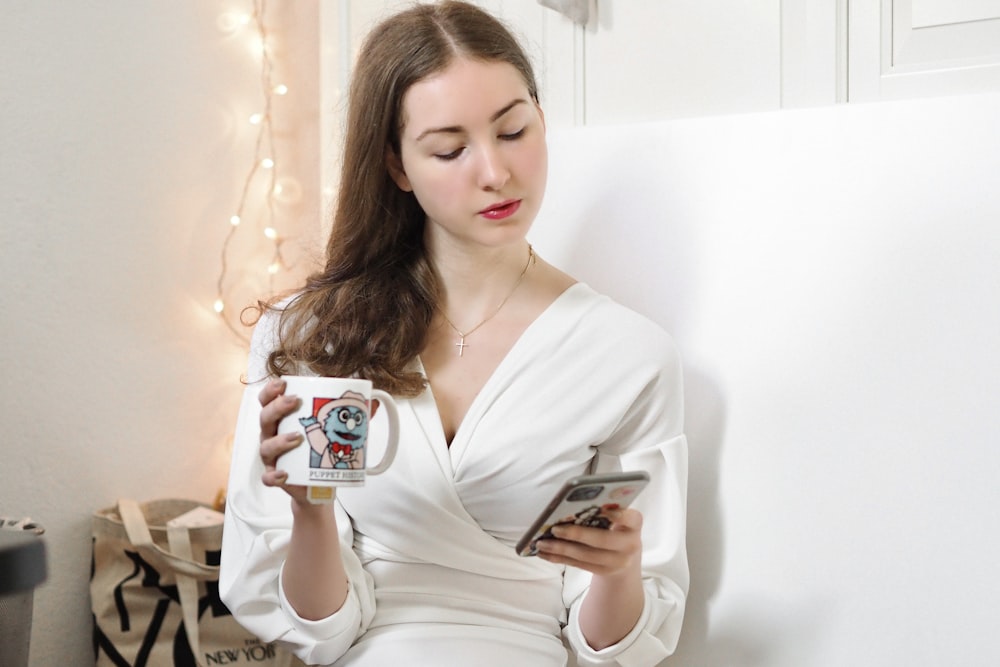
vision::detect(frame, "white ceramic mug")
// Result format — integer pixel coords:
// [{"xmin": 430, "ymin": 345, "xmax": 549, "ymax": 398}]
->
[{"xmin": 276, "ymin": 376, "xmax": 400, "ymax": 503}]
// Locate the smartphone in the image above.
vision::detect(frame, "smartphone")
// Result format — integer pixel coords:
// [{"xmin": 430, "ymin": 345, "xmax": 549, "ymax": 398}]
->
[{"xmin": 515, "ymin": 471, "xmax": 650, "ymax": 557}]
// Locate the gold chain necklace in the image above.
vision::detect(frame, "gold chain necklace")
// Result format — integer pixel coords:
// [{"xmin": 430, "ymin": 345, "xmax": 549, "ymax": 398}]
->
[{"xmin": 440, "ymin": 245, "xmax": 535, "ymax": 357}]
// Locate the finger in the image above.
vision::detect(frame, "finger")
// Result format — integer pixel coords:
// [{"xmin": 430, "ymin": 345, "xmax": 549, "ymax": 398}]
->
[
  {"xmin": 536, "ymin": 519, "xmax": 643, "ymax": 570},
  {"xmin": 260, "ymin": 432, "xmax": 304, "ymax": 468},
  {"xmin": 534, "ymin": 539, "xmax": 628, "ymax": 575},
  {"xmin": 259, "ymin": 432, "xmax": 310, "ymax": 504},
  {"xmin": 548, "ymin": 521, "xmax": 637, "ymax": 549},
  {"xmin": 261, "ymin": 468, "xmax": 289, "ymax": 488},
  {"xmin": 606, "ymin": 508, "xmax": 643, "ymax": 532},
  {"xmin": 545, "ymin": 522, "xmax": 643, "ymax": 571},
  {"xmin": 258, "ymin": 378, "xmax": 286, "ymax": 408},
  {"xmin": 260, "ymin": 393, "xmax": 300, "ymax": 440},
  {"xmin": 260, "ymin": 469, "xmax": 309, "ymax": 503}
]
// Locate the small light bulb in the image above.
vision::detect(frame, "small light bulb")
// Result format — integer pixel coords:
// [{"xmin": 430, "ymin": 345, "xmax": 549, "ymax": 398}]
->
[
  {"xmin": 261, "ymin": 158, "xmax": 274, "ymax": 169},
  {"xmin": 229, "ymin": 215, "xmax": 241, "ymax": 226},
  {"xmin": 247, "ymin": 35, "xmax": 266, "ymax": 59},
  {"xmin": 248, "ymin": 113, "xmax": 263, "ymax": 125},
  {"xmin": 273, "ymin": 176, "xmax": 303, "ymax": 204},
  {"xmin": 216, "ymin": 12, "xmax": 250, "ymax": 34},
  {"xmin": 263, "ymin": 227, "xmax": 278, "ymax": 240},
  {"xmin": 272, "ymin": 84, "xmax": 288, "ymax": 96},
  {"xmin": 213, "ymin": 299, "xmax": 225, "ymax": 314}
]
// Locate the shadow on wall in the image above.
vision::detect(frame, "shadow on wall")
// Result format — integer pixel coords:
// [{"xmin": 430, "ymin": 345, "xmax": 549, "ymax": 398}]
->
[{"xmin": 669, "ymin": 364, "xmax": 731, "ymax": 665}]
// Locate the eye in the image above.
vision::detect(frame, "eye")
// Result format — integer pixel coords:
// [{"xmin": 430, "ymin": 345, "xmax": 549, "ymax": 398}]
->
[
  {"xmin": 338, "ymin": 409, "xmax": 352, "ymax": 423},
  {"xmin": 499, "ymin": 128, "xmax": 525, "ymax": 141},
  {"xmin": 434, "ymin": 147, "xmax": 465, "ymax": 161}
]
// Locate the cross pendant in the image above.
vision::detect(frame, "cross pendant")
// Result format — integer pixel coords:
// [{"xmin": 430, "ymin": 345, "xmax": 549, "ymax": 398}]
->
[{"xmin": 455, "ymin": 336, "xmax": 468, "ymax": 357}]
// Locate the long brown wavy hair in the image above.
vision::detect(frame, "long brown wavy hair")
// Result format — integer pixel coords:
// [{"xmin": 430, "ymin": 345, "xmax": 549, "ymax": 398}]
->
[{"xmin": 255, "ymin": 1, "xmax": 540, "ymax": 396}]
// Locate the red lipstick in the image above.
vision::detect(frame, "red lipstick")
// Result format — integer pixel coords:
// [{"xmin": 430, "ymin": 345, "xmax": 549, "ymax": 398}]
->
[{"xmin": 478, "ymin": 199, "xmax": 521, "ymax": 220}]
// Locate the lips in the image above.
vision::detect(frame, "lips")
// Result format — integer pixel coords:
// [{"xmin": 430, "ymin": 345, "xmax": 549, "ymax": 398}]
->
[{"xmin": 478, "ymin": 199, "xmax": 521, "ymax": 220}]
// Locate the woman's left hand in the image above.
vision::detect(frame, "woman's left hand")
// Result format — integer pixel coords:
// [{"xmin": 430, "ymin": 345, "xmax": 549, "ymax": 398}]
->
[{"xmin": 534, "ymin": 507, "xmax": 643, "ymax": 577}]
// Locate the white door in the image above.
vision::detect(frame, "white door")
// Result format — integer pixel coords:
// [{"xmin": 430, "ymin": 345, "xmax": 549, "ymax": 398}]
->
[{"xmin": 849, "ymin": 0, "xmax": 1000, "ymax": 101}]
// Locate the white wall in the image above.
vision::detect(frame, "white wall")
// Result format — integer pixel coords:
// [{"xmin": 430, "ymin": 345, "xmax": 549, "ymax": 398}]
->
[
  {"xmin": 0, "ymin": 3, "xmax": 320, "ymax": 664},
  {"xmin": 529, "ymin": 92, "xmax": 1000, "ymax": 665}
]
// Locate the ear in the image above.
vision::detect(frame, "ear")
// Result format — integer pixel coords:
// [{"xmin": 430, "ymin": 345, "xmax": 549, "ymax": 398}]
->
[{"xmin": 385, "ymin": 148, "xmax": 413, "ymax": 192}]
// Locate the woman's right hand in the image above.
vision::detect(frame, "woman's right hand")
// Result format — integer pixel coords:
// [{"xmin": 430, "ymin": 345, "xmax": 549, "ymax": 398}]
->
[{"xmin": 258, "ymin": 378, "xmax": 309, "ymax": 502}]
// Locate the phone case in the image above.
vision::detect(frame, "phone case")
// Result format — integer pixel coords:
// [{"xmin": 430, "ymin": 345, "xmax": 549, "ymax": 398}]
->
[{"xmin": 515, "ymin": 471, "xmax": 650, "ymax": 557}]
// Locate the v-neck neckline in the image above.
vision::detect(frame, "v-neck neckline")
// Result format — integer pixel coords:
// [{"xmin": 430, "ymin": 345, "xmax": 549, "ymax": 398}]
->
[{"xmin": 414, "ymin": 282, "xmax": 589, "ymax": 470}]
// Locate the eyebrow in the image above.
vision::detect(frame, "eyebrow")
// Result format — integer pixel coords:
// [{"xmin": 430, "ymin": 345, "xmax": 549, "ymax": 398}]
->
[{"xmin": 414, "ymin": 99, "xmax": 528, "ymax": 142}]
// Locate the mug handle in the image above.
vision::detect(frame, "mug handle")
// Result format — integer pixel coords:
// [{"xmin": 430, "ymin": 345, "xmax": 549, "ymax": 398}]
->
[{"xmin": 367, "ymin": 389, "xmax": 399, "ymax": 475}]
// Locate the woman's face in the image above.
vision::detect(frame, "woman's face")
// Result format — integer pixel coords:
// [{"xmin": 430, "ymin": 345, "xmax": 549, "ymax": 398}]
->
[{"xmin": 388, "ymin": 58, "xmax": 548, "ymax": 251}]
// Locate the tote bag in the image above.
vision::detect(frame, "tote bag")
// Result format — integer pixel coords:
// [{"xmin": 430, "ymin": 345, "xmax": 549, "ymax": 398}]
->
[{"xmin": 91, "ymin": 498, "xmax": 296, "ymax": 667}]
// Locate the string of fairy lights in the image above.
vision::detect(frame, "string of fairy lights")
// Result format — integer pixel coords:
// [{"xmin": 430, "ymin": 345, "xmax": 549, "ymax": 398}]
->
[{"xmin": 214, "ymin": 0, "xmax": 299, "ymax": 343}]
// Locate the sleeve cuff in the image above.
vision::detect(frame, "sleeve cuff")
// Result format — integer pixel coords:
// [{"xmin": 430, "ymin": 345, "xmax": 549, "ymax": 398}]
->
[
  {"xmin": 277, "ymin": 566, "xmax": 364, "ymax": 663},
  {"xmin": 566, "ymin": 590, "xmax": 672, "ymax": 667}
]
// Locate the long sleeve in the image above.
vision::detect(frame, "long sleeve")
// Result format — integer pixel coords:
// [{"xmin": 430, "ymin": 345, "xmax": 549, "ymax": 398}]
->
[
  {"xmin": 218, "ymin": 310, "xmax": 378, "ymax": 666},
  {"xmin": 562, "ymin": 323, "xmax": 689, "ymax": 666}
]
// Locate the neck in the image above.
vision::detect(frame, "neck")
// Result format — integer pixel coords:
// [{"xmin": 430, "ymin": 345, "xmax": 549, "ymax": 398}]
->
[{"xmin": 433, "ymin": 242, "xmax": 534, "ymax": 330}]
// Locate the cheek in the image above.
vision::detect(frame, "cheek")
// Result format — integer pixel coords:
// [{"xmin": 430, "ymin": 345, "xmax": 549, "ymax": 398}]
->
[
  {"xmin": 518, "ymin": 139, "xmax": 548, "ymax": 189},
  {"xmin": 408, "ymin": 166, "xmax": 467, "ymax": 210}
]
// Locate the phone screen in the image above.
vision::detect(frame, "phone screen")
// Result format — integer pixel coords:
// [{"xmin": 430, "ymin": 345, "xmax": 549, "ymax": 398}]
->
[{"xmin": 515, "ymin": 471, "xmax": 649, "ymax": 557}]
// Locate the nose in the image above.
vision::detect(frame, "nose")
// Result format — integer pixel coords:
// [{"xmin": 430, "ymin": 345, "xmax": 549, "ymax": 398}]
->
[{"xmin": 476, "ymin": 144, "xmax": 510, "ymax": 190}]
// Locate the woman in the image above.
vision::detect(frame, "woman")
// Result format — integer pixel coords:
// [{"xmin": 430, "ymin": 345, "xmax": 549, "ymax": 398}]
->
[{"xmin": 219, "ymin": 2, "xmax": 688, "ymax": 665}]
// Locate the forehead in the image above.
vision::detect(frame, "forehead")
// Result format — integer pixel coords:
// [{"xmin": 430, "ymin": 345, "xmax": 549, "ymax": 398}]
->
[{"xmin": 399, "ymin": 58, "xmax": 531, "ymax": 136}]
